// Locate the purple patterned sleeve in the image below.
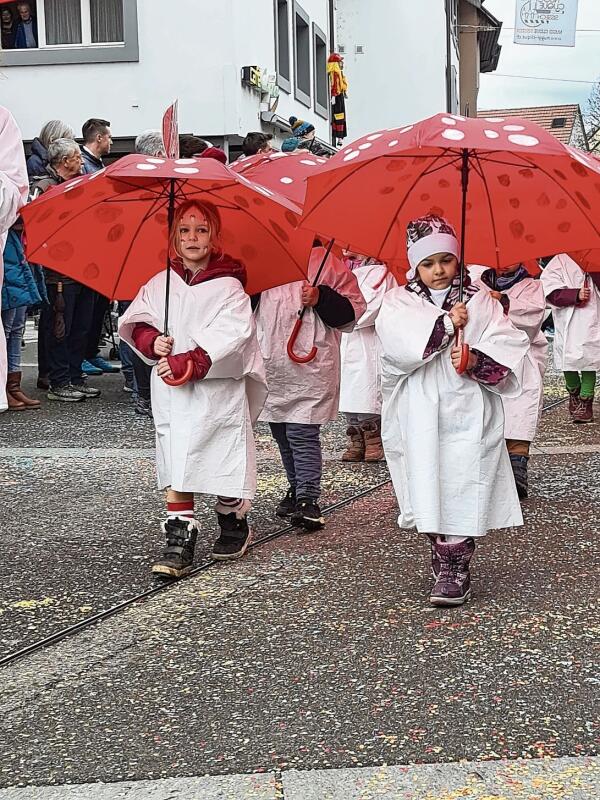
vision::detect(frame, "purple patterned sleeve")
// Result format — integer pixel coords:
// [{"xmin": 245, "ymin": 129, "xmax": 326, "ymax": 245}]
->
[
  {"xmin": 468, "ymin": 349, "xmax": 510, "ymax": 386},
  {"xmin": 423, "ymin": 316, "xmax": 451, "ymax": 359}
]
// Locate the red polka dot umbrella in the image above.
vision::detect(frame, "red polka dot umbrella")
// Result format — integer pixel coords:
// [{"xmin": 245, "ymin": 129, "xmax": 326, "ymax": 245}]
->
[
  {"xmin": 231, "ymin": 151, "xmax": 330, "ymax": 207},
  {"xmin": 21, "ymin": 155, "xmax": 313, "ymax": 300},
  {"xmin": 300, "ymin": 113, "xmax": 600, "ymax": 274}
]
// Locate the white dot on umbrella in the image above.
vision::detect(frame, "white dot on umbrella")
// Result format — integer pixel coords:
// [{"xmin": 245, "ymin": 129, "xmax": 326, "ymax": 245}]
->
[
  {"xmin": 89, "ymin": 168, "xmax": 106, "ymax": 179},
  {"xmin": 174, "ymin": 158, "xmax": 196, "ymax": 165},
  {"xmin": 508, "ymin": 134, "xmax": 539, "ymax": 147},
  {"xmin": 367, "ymin": 133, "xmax": 383, "ymax": 141},
  {"xmin": 484, "ymin": 129, "xmax": 500, "ymax": 139},
  {"xmin": 388, "ymin": 139, "xmax": 399, "ymax": 147},
  {"xmin": 147, "ymin": 158, "xmax": 166, "ymax": 164},
  {"xmin": 485, "ymin": 117, "xmax": 505, "ymax": 123},
  {"xmin": 316, "ymin": 159, "xmax": 327, "ymax": 164},
  {"xmin": 343, "ymin": 147, "xmax": 354, "ymax": 155},
  {"xmin": 299, "ymin": 159, "xmax": 317, "ymax": 165},
  {"xmin": 358, "ymin": 143, "xmax": 372, "ymax": 150},
  {"xmin": 174, "ymin": 167, "xmax": 200, "ymax": 174},
  {"xmin": 400, "ymin": 125, "xmax": 414, "ymax": 134},
  {"xmin": 136, "ymin": 164, "xmax": 158, "ymax": 171},
  {"xmin": 503, "ymin": 124, "xmax": 525, "ymax": 132},
  {"xmin": 441, "ymin": 117, "xmax": 457, "ymax": 126},
  {"xmin": 343, "ymin": 150, "xmax": 361, "ymax": 162},
  {"xmin": 280, "ymin": 177, "xmax": 294, "ymax": 184},
  {"xmin": 442, "ymin": 129, "xmax": 465, "ymax": 141},
  {"xmin": 64, "ymin": 178, "xmax": 84, "ymax": 191},
  {"xmin": 271, "ymin": 152, "xmax": 288, "ymax": 159}
]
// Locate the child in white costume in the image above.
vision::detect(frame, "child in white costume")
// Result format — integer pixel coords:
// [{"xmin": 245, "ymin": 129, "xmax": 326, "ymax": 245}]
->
[
  {"xmin": 376, "ymin": 216, "xmax": 529, "ymax": 607},
  {"xmin": 339, "ymin": 254, "xmax": 397, "ymax": 462},
  {"xmin": 541, "ymin": 254, "xmax": 600, "ymax": 424},
  {"xmin": 473, "ymin": 264, "xmax": 548, "ymax": 499},
  {"xmin": 255, "ymin": 244, "xmax": 365, "ymax": 531},
  {"xmin": 119, "ymin": 201, "xmax": 267, "ymax": 577}
]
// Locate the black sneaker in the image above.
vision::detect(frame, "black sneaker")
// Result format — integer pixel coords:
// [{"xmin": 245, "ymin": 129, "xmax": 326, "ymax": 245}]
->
[
  {"xmin": 292, "ymin": 498, "xmax": 325, "ymax": 533},
  {"xmin": 71, "ymin": 383, "xmax": 101, "ymax": 398},
  {"xmin": 276, "ymin": 486, "xmax": 296, "ymax": 517},
  {"xmin": 135, "ymin": 397, "xmax": 153, "ymax": 418},
  {"xmin": 212, "ymin": 512, "xmax": 252, "ymax": 560},
  {"xmin": 47, "ymin": 384, "xmax": 86, "ymax": 402},
  {"xmin": 152, "ymin": 517, "xmax": 198, "ymax": 578}
]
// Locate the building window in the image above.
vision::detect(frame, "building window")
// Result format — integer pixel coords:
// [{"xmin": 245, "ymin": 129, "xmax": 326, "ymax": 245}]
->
[
  {"xmin": 0, "ymin": 0, "xmax": 136, "ymax": 64},
  {"xmin": 313, "ymin": 22, "xmax": 328, "ymax": 119},
  {"xmin": 551, "ymin": 117, "xmax": 567, "ymax": 129},
  {"xmin": 274, "ymin": 0, "xmax": 291, "ymax": 93},
  {"xmin": 293, "ymin": 2, "xmax": 310, "ymax": 107}
]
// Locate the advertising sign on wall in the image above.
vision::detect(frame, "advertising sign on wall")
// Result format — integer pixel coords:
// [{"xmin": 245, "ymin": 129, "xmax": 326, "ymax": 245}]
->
[{"xmin": 514, "ymin": 0, "xmax": 579, "ymax": 47}]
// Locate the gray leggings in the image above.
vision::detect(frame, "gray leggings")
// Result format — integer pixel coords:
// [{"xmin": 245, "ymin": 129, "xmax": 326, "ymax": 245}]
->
[{"xmin": 269, "ymin": 422, "xmax": 322, "ymax": 500}]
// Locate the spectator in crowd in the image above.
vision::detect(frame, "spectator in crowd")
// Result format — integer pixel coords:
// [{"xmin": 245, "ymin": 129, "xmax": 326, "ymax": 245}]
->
[
  {"xmin": 14, "ymin": 2, "xmax": 37, "ymax": 49},
  {"xmin": 1, "ymin": 7, "xmax": 16, "ymax": 50},
  {"xmin": 30, "ymin": 139, "xmax": 101, "ymax": 403},
  {"xmin": 80, "ymin": 118, "xmax": 119, "ymax": 376},
  {"xmin": 241, "ymin": 132, "xmax": 273, "ymax": 158},
  {"xmin": 281, "ymin": 117, "xmax": 330, "ymax": 156},
  {"xmin": 27, "ymin": 120, "xmax": 75, "ymax": 178},
  {"xmin": 199, "ymin": 147, "xmax": 227, "ymax": 164},
  {"xmin": 179, "ymin": 135, "xmax": 208, "ymax": 159},
  {"xmin": 135, "ymin": 130, "xmax": 166, "ymax": 158},
  {"xmin": 2, "ymin": 221, "xmax": 45, "ymax": 409}
]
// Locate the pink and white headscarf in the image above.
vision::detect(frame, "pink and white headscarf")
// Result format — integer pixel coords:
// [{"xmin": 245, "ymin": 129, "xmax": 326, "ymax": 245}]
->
[{"xmin": 406, "ymin": 215, "xmax": 459, "ymax": 280}]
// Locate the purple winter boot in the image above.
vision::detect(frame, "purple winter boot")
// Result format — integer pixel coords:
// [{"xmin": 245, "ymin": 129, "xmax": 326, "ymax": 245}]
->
[{"xmin": 430, "ymin": 537, "xmax": 476, "ymax": 607}]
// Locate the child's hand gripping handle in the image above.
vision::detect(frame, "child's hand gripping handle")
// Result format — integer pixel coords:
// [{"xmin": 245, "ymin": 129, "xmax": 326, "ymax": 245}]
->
[
  {"xmin": 287, "ymin": 315, "xmax": 318, "ymax": 364},
  {"xmin": 162, "ymin": 359, "xmax": 194, "ymax": 387},
  {"xmin": 454, "ymin": 329, "xmax": 470, "ymax": 375},
  {"xmin": 579, "ymin": 273, "xmax": 591, "ymax": 306}
]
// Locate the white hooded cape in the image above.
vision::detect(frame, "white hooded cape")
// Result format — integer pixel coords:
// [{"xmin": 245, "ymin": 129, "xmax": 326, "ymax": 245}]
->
[
  {"xmin": 0, "ymin": 107, "xmax": 29, "ymax": 412},
  {"xmin": 474, "ymin": 275, "xmax": 548, "ymax": 442},
  {"xmin": 119, "ymin": 272, "xmax": 267, "ymax": 497},
  {"xmin": 256, "ymin": 247, "xmax": 366, "ymax": 424},
  {"xmin": 339, "ymin": 263, "xmax": 398, "ymax": 415},
  {"xmin": 540, "ymin": 254, "xmax": 600, "ymax": 372},
  {"xmin": 376, "ymin": 287, "xmax": 529, "ymax": 537}
]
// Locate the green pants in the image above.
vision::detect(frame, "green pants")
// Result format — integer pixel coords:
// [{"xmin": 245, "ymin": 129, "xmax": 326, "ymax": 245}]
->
[{"xmin": 564, "ymin": 371, "xmax": 596, "ymax": 399}]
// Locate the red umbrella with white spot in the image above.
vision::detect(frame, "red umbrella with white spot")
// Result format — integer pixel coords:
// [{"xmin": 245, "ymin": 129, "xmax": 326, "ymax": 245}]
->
[
  {"xmin": 300, "ymin": 113, "xmax": 600, "ymax": 371},
  {"xmin": 231, "ymin": 150, "xmax": 330, "ymax": 206},
  {"xmin": 21, "ymin": 154, "xmax": 314, "ymax": 384}
]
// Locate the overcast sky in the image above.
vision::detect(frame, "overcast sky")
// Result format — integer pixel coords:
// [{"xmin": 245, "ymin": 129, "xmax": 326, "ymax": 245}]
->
[{"xmin": 479, "ymin": 0, "xmax": 600, "ymax": 113}]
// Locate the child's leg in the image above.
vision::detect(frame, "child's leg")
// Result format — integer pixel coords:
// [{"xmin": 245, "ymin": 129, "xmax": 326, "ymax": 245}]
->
[
  {"xmin": 152, "ymin": 490, "xmax": 198, "ymax": 579},
  {"xmin": 286, "ymin": 423, "xmax": 325, "ymax": 532},
  {"xmin": 342, "ymin": 413, "xmax": 365, "ymax": 462},
  {"xmin": 575, "ymin": 371, "xmax": 596, "ymax": 424},
  {"xmin": 213, "ymin": 497, "xmax": 252, "ymax": 560},
  {"xmin": 506, "ymin": 439, "xmax": 530, "ymax": 500},
  {"xmin": 564, "ymin": 371, "xmax": 581, "ymax": 393},
  {"xmin": 269, "ymin": 422, "xmax": 297, "ymax": 489},
  {"xmin": 429, "ymin": 534, "xmax": 476, "ymax": 608},
  {"xmin": 580, "ymin": 371, "xmax": 596, "ymax": 399}
]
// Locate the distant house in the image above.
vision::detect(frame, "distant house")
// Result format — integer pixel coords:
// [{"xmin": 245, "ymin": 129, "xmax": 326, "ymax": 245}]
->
[{"xmin": 478, "ymin": 104, "xmax": 589, "ymax": 150}]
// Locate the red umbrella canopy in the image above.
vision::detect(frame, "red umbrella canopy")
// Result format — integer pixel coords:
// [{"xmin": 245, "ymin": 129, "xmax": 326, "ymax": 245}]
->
[
  {"xmin": 21, "ymin": 155, "xmax": 313, "ymax": 299},
  {"xmin": 300, "ymin": 113, "xmax": 600, "ymax": 271},
  {"xmin": 231, "ymin": 151, "xmax": 329, "ymax": 206}
]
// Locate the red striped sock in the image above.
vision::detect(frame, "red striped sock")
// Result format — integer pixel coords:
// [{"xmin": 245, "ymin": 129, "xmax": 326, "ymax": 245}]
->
[{"xmin": 167, "ymin": 500, "xmax": 194, "ymax": 520}]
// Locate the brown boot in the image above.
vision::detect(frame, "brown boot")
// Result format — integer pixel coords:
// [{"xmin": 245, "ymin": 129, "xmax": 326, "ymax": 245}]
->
[
  {"xmin": 6, "ymin": 373, "xmax": 26, "ymax": 410},
  {"xmin": 568, "ymin": 387, "xmax": 580, "ymax": 419},
  {"xmin": 573, "ymin": 396, "xmax": 594, "ymax": 424},
  {"xmin": 7, "ymin": 372, "xmax": 41, "ymax": 409},
  {"xmin": 341, "ymin": 426, "xmax": 365, "ymax": 462},
  {"xmin": 363, "ymin": 419, "xmax": 385, "ymax": 462}
]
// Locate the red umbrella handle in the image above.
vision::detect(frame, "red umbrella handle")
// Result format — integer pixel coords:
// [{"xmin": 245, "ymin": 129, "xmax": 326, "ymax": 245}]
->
[
  {"xmin": 162, "ymin": 359, "xmax": 194, "ymax": 386},
  {"xmin": 454, "ymin": 330, "xmax": 470, "ymax": 375},
  {"xmin": 287, "ymin": 317, "xmax": 318, "ymax": 364},
  {"xmin": 581, "ymin": 273, "xmax": 591, "ymax": 305}
]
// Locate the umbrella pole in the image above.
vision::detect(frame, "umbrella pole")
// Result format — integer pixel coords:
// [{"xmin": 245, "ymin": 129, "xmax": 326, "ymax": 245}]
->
[
  {"xmin": 287, "ymin": 238, "xmax": 336, "ymax": 364},
  {"xmin": 456, "ymin": 149, "xmax": 471, "ymax": 375}
]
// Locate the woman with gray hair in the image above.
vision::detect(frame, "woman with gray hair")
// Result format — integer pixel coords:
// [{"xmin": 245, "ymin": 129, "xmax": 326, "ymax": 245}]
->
[{"xmin": 27, "ymin": 119, "xmax": 74, "ymax": 178}]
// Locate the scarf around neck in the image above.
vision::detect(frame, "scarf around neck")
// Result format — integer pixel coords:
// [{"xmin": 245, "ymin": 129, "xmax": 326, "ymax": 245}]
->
[{"xmin": 406, "ymin": 270, "xmax": 478, "ymax": 311}]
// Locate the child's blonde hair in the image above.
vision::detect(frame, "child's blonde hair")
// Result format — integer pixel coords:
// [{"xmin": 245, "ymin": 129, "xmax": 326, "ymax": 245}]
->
[{"xmin": 169, "ymin": 200, "xmax": 222, "ymax": 260}]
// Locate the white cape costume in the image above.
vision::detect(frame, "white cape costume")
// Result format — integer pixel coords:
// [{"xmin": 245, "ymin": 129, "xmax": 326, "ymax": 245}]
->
[
  {"xmin": 119, "ymin": 272, "xmax": 267, "ymax": 497},
  {"xmin": 256, "ymin": 247, "xmax": 366, "ymax": 424},
  {"xmin": 339, "ymin": 263, "xmax": 397, "ymax": 415},
  {"xmin": 540, "ymin": 254, "xmax": 600, "ymax": 372},
  {"xmin": 0, "ymin": 107, "xmax": 29, "ymax": 412},
  {"xmin": 376, "ymin": 287, "xmax": 529, "ymax": 537}
]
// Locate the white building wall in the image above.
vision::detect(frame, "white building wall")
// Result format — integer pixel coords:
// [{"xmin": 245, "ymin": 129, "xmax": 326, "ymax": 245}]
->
[
  {"xmin": 1, "ymin": 0, "xmax": 331, "ymax": 145},
  {"xmin": 336, "ymin": 0, "xmax": 453, "ymax": 141}
]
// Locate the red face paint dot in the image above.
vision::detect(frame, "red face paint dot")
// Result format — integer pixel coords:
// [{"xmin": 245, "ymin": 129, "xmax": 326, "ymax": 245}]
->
[
  {"xmin": 497, "ymin": 174, "xmax": 511, "ymax": 187},
  {"xmin": 537, "ymin": 193, "xmax": 550, "ymax": 207},
  {"xmin": 558, "ymin": 222, "xmax": 571, "ymax": 233},
  {"xmin": 570, "ymin": 162, "xmax": 588, "ymax": 178},
  {"xmin": 241, "ymin": 245, "xmax": 257, "ymax": 260},
  {"xmin": 380, "ymin": 186, "xmax": 395, "ymax": 195},
  {"xmin": 576, "ymin": 191, "xmax": 591, "ymax": 210},
  {"xmin": 270, "ymin": 220, "xmax": 290, "ymax": 242},
  {"xmin": 48, "ymin": 241, "xmax": 74, "ymax": 260},
  {"xmin": 84, "ymin": 262, "xmax": 100, "ymax": 279},
  {"xmin": 233, "ymin": 194, "xmax": 249, "ymax": 209},
  {"xmin": 519, "ymin": 169, "xmax": 534, "ymax": 180},
  {"xmin": 107, "ymin": 224, "xmax": 125, "ymax": 242},
  {"xmin": 509, "ymin": 198, "xmax": 520, "ymax": 209},
  {"xmin": 95, "ymin": 206, "xmax": 122, "ymax": 223},
  {"xmin": 510, "ymin": 220, "xmax": 525, "ymax": 239}
]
